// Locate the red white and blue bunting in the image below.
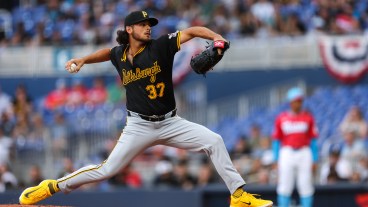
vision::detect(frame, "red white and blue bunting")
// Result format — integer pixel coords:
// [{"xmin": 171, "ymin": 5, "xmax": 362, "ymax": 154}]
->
[{"xmin": 319, "ymin": 35, "xmax": 368, "ymax": 84}]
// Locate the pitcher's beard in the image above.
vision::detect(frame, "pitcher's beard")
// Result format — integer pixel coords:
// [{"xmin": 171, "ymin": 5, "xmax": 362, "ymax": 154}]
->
[{"xmin": 132, "ymin": 32, "xmax": 150, "ymax": 43}]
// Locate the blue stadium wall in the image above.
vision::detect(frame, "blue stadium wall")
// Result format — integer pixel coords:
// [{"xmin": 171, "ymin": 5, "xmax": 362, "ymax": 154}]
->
[
  {"xmin": 1, "ymin": 67, "xmax": 368, "ymax": 102},
  {"xmin": 0, "ymin": 184, "xmax": 366, "ymax": 207}
]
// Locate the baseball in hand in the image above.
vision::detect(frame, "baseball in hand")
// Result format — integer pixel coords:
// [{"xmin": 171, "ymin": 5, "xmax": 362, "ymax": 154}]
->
[{"xmin": 70, "ymin": 63, "xmax": 78, "ymax": 73}]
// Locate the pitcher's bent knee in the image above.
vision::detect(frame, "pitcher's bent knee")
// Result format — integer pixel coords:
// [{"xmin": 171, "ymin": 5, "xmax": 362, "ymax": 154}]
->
[
  {"xmin": 99, "ymin": 163, "xmax": 121, "ymax": 180},
  {"xmin": 213, "ymin": 133, "xmax": 224, "ymax": 144},
  {"xmin": 204, "ymin": 133, "xmax": 225, "ymax": 152}
]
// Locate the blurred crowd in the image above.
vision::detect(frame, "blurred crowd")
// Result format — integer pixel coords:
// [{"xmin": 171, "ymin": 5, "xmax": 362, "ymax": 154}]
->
[
  {"xmin": 0, "ymin": 0, "xmax": 367, "ymax": 46},
  {"xmin": 0, "ymin": 78, "xmax": 126, "ymax": 192},
  {"xmin": 1, "ymin": 78, "xmax": 368, "ymax": 192},
  {"xmin": 0, "ymin": 77, "xmax": 125, "ymax": 152}
]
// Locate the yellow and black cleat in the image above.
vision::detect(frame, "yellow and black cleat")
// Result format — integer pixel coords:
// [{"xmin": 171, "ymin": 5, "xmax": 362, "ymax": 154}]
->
[
  {"xmin": 230, "ymin": 192, "xmax": 273, "ymax": 207},
  {"xmin": 19, "ymin": 179, "xmax": 60, "ymax": 205}
]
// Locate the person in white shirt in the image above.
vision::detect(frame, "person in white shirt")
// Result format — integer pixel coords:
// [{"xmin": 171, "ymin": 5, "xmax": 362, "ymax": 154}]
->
[{"xmin": 0, "ymin": 86, "xmax": 12, "ymax": 117}]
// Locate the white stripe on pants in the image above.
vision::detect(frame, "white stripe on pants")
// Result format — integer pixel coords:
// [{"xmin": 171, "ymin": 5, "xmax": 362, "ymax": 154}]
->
[
  {"xmin": 277, "ymin": 146, "xmax": 314, "ymax": 197},
  {"xmin": 57, "ymin": 115, "xmax": 245, "ymax": 194}
]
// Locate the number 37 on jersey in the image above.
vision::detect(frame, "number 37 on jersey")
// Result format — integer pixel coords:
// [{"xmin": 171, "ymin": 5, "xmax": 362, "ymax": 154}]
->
[{"xmin": 146, "ymin": 82, "xmax": 165, "ymax": 99}]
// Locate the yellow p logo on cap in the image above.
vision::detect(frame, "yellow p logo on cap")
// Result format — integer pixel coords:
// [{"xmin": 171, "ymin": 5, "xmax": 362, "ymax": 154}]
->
[{"xmin": 142, "ymin": 11, "xmax": 147, "ymax": 18}]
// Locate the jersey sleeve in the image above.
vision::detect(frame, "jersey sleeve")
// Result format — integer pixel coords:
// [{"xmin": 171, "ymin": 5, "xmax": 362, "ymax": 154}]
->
[
  {"xmin": 155, "ymin": 31, "xmax": 181, "ymax": 58},
  {"xmin": 272, "ymin": 115, "xmax": 283, "ymax": 140},
  {"xmin": 110, "ymin": 46, "xmax": 120, "ymax": 68}
]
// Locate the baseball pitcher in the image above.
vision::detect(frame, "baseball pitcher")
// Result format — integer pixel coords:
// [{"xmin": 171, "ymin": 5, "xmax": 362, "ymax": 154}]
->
[
  {"xmin": 19, "ymin": 11, "xmax": 272, "ymax": 207},
  {"xmin": 273, "ymin": 87, "xmax": 318, "ymax": 207}
]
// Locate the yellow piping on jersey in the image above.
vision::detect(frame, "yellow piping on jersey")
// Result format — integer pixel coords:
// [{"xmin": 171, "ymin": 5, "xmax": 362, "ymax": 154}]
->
[
  {"xmin": 57, "ymin": 138, "xmax": 121, "ymax": 184},
  {"xmin": 121, "ymin": 47, "xmax": 128, "ymax": 62},
  {"xmin": 135, "ymin": 45, "xmax": 146, "ymax": 56},
  {"xmin": 121, "ymin": 45, "xmax": 146, "ymax": 62},
  {"xmin": 177, "ymin": 31, "xmax": 181, "ymax": 50},
  {"xmin": 57, "ymin": 160, "xmax": 107, "ymax": 184}
]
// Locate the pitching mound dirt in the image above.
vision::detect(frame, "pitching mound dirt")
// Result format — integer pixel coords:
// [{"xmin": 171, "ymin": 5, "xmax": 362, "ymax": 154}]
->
[{"xmin": 0, "ymin": 205, "xmax": 70, "ymax": 207}]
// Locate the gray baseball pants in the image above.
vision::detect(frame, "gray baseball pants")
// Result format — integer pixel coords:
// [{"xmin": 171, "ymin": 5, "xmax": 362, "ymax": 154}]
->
[{"xmin": 57, "ymin": 114, "xmax": 245, "ymax": 194}]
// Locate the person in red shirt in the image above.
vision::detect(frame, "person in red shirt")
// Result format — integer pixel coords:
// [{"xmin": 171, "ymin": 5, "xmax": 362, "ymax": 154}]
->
[
  {"xmin": 44, "ymin": 79, "xmax": 69, "ymax": 110},
  {"xmin": 273, "ymin": 87, "xmax": 318, "ymax": 207},
  {"xmin": 109, "ymin": 163, "xmax": 142, "ymax": 188},
  {"xmin": 86, "ymin": 77, "xmax": 108, "ymax": 106},
  {"xmin": 66, "ymin": 78, "xmax": 87, "ymax": 107}
]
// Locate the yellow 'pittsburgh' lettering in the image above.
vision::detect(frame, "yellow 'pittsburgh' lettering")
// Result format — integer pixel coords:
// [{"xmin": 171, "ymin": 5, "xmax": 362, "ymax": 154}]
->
[{"xmin": 122, "ymin": 61, "xmax": 161, "ymax": 85}]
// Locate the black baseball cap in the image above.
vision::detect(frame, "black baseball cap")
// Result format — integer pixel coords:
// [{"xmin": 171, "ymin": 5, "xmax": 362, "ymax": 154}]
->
[{"xmin": 124, "ymin": 11, "xmax": 158, "ymax": 27}]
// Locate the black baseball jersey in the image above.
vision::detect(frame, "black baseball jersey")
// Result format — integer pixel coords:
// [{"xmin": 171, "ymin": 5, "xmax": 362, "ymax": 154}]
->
[{"xmin": 110, "ymin": 31, "xmax": 181, "ymax": 116}]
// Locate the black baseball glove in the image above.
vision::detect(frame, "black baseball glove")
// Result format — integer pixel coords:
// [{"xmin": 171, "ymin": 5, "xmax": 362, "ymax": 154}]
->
[{"xmin": 190, "ymin": 40, "xmax": 230, "ymax": 75}]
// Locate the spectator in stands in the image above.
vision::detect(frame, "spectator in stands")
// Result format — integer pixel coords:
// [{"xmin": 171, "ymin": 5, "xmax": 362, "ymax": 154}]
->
[
  {"xmin": 278, "ymin": 13, "xmax": 306, "ymax": 36},
  {"xmin": 66, "ymin": 78, "xmax": 87, "ymax": 107},
  {"xmin": 245, "ymin": 158, "xmax": 262, "ymax": 183},
  {"xmin": 319, "ymin": 147, "xmax": 351, "ymax": 184},
  {"xmin": 339, "ymin": 106, "xmax": 368, "ymax": 139},
  {"xmin": 230, "ymin": 135, "xmax": 251, "ymax": 159},
  {"xmin": 249, "ymin": 124, "xmax": 262, "ymax": 150},
  {"xmin": 86, "ymin": 77, "xmax": 108, "ymax": 106},
  {"xmin": 251, "ymin": 0, "xmax": 276, "ymax": 37},
  {"xmin": 0, "ymin": 111, "xmax": 15, "ymax": 138},
  {"xmin": 50, "ymin": 112, "xmax": 68, "ymax": 158},
  {"xmin": 245, "ymin": 138, "xmax": 275, "ymax": 184},
  {"xmin": 334, "ymin": 3, "xmax": 360, "ymax": 34},
  {"xmin": 173, "ymin": 159, "xmax": 196, "ymax": 190},
  {"xmin": 107, "ymin": 76, "xmax": 126, "ymax": 105},
  {"xmin": 166, "ymin": 148, "xmax": 189, "ymax": 163},
  {"xmin": 109, "ymin": 163, "xmax": 142, "ymax": 189},
  {"xmin": 0, "ymin": 164, "xmax": 18, "ymax": 190},
  {"xmin": 196, "ymin": 158, "xmax": 218, "ymax": 187},
  {"xmin": 12, "ymin": 113, "xmax": 31, "ymax": 151},
  {"xmin": 0, "ymin": 85, "xmax": 12, "ymax": 117},
  {"xmin": 356, "ymin": 157, "xmax": 368, "ymax": 182},
  {"xmin": 256, "ymin": 168, "xmax": 271, "ymax": 185},
  {"xmin": 0, "ymin": 127, "xmax": 14, "ymax": 166},
  {"xmin": 31, "ymin": 22, "xmax": 47, "ymax": 46},
  {"xmin": 28, "ymin": 113, "xmax": 49, "ymax": 151},
  {"xmin": 153, "ymin": 158, "xmax": 178, "ymax": 189},
  {"xmin": 340, "ymin": 131, "xmax": 366, "ymax": 164},
  {"xmin": 96, "ymin": 2, "xmax": 115, "ymax": 44},
  {"xmin": 58, "ymin": 157, "xmax": 75, "ymax": 178},
  {"xmin": 311, "ymin": 6, "xmax": 330, "ymax": 31},
  {"xmin": 77, "ymin": 13, "xmax": 97, "ymax": 45},
  {"xmin": 27, "ymin": 165, "xmax": 44, "ymax": 187},
  {"xmin": 229, "ymin": 135, "xmax": 252, "ymax": 182},
  {"xmin": 252, "ymin": 137, "xmax": 274, "ymax": 167},
  {"xmin": 239, "ymin": 10, "xmax": 259, "ymax": 36},
  {"xmin": 12, "ymin": 84, "xmax": 32, "ymax": 118},
  {"xmin": 209, "ymin": 4, "xmax": 231, "ymax": 36},
  {"xmin": 11, "ymin": 22, "xmax": 30, "ymax": 46},
  {"xmin": 44, "ymin": 78, "xmax": 69, "ymax": 110},
  {"xmin": 251, "ymin": 0, "xmax": 276, "ymax": 28}
]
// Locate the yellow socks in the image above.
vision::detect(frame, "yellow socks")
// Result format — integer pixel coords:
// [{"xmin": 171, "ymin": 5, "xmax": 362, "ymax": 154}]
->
[{"xmin": 232, "ymin": 188, "xmax": 244, "ymax": 198}]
